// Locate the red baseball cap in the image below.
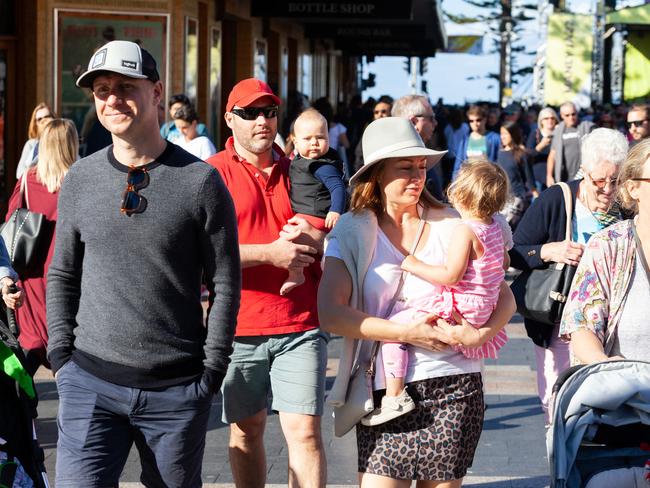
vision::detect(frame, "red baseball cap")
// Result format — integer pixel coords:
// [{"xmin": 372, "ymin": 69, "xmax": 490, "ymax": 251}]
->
[{"xmin": 226, "ymin": 78, "xmax": 281, "ymax": 112}]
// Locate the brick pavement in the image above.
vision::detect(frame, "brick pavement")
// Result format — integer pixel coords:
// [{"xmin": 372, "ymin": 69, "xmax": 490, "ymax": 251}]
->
[{"xmin": 33, "ymin": 314, "xmax": 551, "ymax": 487}]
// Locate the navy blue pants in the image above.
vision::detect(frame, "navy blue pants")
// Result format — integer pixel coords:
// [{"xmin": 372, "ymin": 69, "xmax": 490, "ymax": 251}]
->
[{"xmin": 54, "ymin": 361, "xmax": 212, "ymax": 488}]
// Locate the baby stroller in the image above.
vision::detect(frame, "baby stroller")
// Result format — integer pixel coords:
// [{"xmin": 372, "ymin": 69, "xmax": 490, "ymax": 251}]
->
[
  {"xmin": 547, "ymin": 360, "xmax": 650, "ymax": 488},
  {"xmin": 0, "ymin": 313, "xmax": 49, "ymax": 487}
]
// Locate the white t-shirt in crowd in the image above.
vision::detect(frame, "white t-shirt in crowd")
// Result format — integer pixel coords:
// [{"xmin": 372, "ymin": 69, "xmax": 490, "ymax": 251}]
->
[
  {"xmin": 611, "ymin": 254, "xmax": 650, "ymax": 361},
  {"xmin": 176, "ymin": 136, "xmax": 216, "ymax": 161},
  {"xmin": 325, "ymin": 215, "xmax": 482, "ymax": 390}
]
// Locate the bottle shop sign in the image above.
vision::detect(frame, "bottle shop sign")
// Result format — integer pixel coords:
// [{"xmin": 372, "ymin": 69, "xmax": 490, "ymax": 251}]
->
[{"xmin": 251, "ymin": 0, "xmax": 413, "ymax": 19}]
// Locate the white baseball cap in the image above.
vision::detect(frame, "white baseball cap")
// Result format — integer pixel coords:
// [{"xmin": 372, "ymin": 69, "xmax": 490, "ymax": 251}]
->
[{"xmin": 76, "ymin": 40, "xmax": 160, "ymax": 89}]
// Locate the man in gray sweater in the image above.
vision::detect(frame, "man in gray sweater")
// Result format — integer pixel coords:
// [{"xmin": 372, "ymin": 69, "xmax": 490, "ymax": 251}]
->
[{"xmin": 46, "ymin": 40, "xmax": 241, "ymax": 488}]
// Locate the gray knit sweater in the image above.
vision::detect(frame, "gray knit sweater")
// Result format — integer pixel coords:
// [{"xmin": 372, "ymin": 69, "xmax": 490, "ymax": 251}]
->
[{"xmin": 47, "ymin": 143, "xmax": 241, "ymax": 390}]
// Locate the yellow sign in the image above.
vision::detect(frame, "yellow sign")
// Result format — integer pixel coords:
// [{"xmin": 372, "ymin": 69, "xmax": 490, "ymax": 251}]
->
[
  {"xmin": 544, "ymin": 13, "xmax": 593, "ymax": 107},
  {"xmin": 624, "ymin": 31, "xmax": 650, "ymax": 101}
]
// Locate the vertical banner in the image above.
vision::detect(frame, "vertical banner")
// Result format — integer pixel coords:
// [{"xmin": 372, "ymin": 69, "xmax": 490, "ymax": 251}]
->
[
  {"xmin": 544, "ymin": 13, "xmax": 593, "ymax": 107},
  {"xmin": 624, "ymin": 31, "xmax": 650, "ymax": 101}
]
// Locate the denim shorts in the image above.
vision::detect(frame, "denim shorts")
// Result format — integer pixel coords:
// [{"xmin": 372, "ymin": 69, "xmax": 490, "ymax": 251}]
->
[{"xmin": 221, "ymin": 328, "xmax": 329, "ymax": 423}]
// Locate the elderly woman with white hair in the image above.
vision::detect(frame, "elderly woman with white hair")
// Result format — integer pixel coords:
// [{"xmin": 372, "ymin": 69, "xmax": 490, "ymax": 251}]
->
[{"xmin": 509, "ymin": 127, "xmax": 628, "ymax": 424}]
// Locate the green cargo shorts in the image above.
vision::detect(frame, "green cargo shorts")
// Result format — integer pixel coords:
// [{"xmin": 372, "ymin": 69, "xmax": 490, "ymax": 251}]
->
[{"xmin": 221, "ymin": 328, "xmax": 329, "ymax": 424}]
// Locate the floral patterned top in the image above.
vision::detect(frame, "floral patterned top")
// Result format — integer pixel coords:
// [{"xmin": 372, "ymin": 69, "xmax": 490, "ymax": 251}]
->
[{"xmin": 560, "ymin": 219, "xmax": 638, "ymax": 360}]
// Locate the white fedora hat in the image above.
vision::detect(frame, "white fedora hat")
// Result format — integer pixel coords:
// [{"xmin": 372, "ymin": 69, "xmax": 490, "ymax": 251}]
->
[{"xmin": 349, "ymin": 117, "xmax": 446, "ymax": 186}]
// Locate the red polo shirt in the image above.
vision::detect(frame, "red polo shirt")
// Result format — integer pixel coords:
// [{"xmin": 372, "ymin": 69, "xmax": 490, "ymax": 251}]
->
[{"xmin": 206, "ymin": 137, "xmax": 319, "ymax": 336}]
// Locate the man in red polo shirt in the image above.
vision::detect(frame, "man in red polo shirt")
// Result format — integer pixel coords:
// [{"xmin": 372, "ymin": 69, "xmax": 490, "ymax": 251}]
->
[{"xmin": 206, "ymin": 79, "xmax": 327, "ymax": 488}]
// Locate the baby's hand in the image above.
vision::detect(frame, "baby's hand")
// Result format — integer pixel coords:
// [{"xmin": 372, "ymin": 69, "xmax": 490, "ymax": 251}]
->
[
  {"xmin": 325, "ymin": 211, "xmax": 340, "ymax": 229},
  {"xmin": 401, "ymin": 254, "xmax": 420, "ymax": 272}
]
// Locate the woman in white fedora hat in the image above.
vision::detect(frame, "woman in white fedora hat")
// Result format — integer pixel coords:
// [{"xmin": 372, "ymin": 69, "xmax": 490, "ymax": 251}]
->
[{"xmin": 319, "ymin": 117, "xmax": 516, "ymax": 487}]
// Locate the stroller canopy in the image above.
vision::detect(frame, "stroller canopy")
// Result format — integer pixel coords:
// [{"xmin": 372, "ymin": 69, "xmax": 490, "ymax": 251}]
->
[{"xmin": 548, "ymin": 360, "xmax": 650, "ymax": 487}]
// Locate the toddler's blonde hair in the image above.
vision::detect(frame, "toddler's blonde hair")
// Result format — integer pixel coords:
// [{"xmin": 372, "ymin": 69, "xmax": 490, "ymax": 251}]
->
[{"xmin": 447, "ymin": 158, "xmax": 509, "ymax": 220}]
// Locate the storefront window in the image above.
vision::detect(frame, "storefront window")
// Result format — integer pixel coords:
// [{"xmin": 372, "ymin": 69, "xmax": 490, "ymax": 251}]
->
[
  {"xmin": 254, "ymin": 40, "xmax": 267, "ymax": 82},
  {"xmin": 0, "ymin": 0, "xmax": 15, "ymax": 36},
  {"xmin": 185, "ymin": 18, "xmax": 198, "ymax": 105},
  {"xmin": 281, "ymin": 46, "xmax": 289, "ymax": 101},
  {"xmin": 0, "ymin": 50, "xmax": 6, "ymax": 187},
  {"xmin": 56, "ymin": 10, "xmax": 168, "ymax": 153},
  {"xmin": 209, "ymin": 27, "xmax": 221, "ymax": 145},
  {"xmin": 300, "ymin": 53, "xmax": 312, "ymax": 101}
]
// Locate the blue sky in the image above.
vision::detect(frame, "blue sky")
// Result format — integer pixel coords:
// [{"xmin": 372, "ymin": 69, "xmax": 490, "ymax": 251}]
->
[{"xmin": 361, "ymin": 0, "xmax": 641, "ymax": 104}]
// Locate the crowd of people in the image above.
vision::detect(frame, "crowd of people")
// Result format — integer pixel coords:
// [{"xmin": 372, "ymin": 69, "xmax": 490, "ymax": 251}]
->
[{"xmin": 1, "ymin": 38, "xmax": 649, "ymax": 487}]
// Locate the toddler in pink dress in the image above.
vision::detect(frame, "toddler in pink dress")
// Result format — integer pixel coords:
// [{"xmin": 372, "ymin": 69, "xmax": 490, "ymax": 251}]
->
[{"xmin": 363, "ymin": 159, "xmax": 513, "ymax": 426}]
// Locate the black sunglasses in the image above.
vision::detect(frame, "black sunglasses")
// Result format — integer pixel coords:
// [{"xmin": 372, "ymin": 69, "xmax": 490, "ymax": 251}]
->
[
  {"xmin": 231, "ymin": 106, "xmax": 278, "ymax": 120},
  {"xmin": 120, "ymin": 166, "xmax": 149, "ymax": 216},
  {"xmin": 627, "ymin": 119, "xmax": 649, "ymax": 128}
]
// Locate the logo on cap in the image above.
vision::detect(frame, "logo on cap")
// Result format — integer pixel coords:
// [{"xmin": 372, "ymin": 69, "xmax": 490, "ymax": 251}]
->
[
  {"xmin": 121, "ymin": 60, "xmax": 138, "ymax": 70},
  {"xmin": 91, "ymin": 49, "xmax": 107, "ymax": 69}
]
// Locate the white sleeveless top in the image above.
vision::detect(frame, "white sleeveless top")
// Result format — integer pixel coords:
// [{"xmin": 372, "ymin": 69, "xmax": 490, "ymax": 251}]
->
[{"xmin": 326, "ymin": 216, "xmax": 482, "ymax": 390}]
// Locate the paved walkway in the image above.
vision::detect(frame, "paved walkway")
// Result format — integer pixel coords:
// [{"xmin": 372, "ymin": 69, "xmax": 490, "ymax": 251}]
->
[{"xmin": 33, "ymin": 314, "xmax": 550, "ymax": 487}]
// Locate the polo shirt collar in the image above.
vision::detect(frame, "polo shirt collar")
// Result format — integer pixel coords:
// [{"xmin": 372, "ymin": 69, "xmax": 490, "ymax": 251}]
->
[{"xmin": 225, "ymin": 136, "xmax": 283, "ymax": 165}]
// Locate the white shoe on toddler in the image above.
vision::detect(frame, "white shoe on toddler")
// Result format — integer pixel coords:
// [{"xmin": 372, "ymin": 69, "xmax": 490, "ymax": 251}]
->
[{"xmin": 361, "ymin": 388, "xmax": 416, "ymax": 426}]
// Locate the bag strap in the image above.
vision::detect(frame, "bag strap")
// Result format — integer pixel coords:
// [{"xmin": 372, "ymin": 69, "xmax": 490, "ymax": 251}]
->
[
  {"xmin": 367, "ymin": 212, "xmax": 428, "ymax": 373},
  {"xmin": 19, "ymin": 174, "xmax": 30, "ymax": 210},
  {"xmin": 556, "ymin": 182, "xmax": 573, "ymax": 242},
  {"xmin": 632, "ymin": 220, "xmax": 650, "ymax": 283}
]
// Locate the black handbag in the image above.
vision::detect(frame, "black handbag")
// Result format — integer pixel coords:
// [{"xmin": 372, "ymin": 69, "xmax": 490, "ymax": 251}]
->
[
  {"xmin": 510, "ymin": 182, "xmax": 577, "ymax": 328},
  {"xmin": 1, "ymin": 175, "xmax": 48, "ymax": 276}
]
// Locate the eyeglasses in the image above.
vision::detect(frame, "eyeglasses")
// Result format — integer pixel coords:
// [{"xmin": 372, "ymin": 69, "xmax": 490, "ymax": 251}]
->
[
  {"xmin": 121, "ymin": 166, "xmax": 149, "ymax": 215},
  {"xmin": 230, "ymin": 106, "xmax": 278, "ymax": 120},
  {"xmin": 36, "ymin": 114, "xmax": 53, "ymax": 123},
  {"xmin": 627, "ymin": 119, "xmax": 649, "ymax": 128},
  {"xmin": 468, "ymin": 118, "xmax": 483, "ymax": 123},
  {"xmin": 588, "ymin": 173, "xmax": 619, "ymax": 190},
  {"xmin": 415, "ymin": 114, "xmax": 436, "ymax": 123}
]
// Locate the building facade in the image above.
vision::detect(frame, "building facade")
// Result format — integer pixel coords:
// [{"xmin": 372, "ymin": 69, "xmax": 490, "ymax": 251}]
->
[{"xmin": 0, "ymin": 0, "xmax": 445, "ymax": 205}]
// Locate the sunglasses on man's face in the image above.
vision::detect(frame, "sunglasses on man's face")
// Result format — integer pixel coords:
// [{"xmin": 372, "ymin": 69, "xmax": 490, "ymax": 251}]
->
[
  {"xmin": 627, "ymin": 119, "xmax": 649, "ymax": 128},
  {"xmin": 121, "ymin": 166, "xmax": 149, "ymax": 216},
  {"xmin": 231, "ymin": 106, "xmax": 278, "ymax": 121}
]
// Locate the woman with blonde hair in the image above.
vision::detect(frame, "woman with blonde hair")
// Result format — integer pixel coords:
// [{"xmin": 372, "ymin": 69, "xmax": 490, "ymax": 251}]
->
[
  {"xmin": 561, "ymin": 138, "xmax": 650, "ymax": 364},
  {"xmin": 6, "ymin": 118, "xmax": 78, "ymax": 373},
  {"xmin": 16, "ymin": 102, "xmax": 56, "ymax": 178}
]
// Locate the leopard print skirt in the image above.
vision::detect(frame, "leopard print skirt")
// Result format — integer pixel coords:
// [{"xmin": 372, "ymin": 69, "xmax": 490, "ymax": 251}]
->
[{"xmin": 357, "ymin": 373, "xmax": 484, "ymax": 481}]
